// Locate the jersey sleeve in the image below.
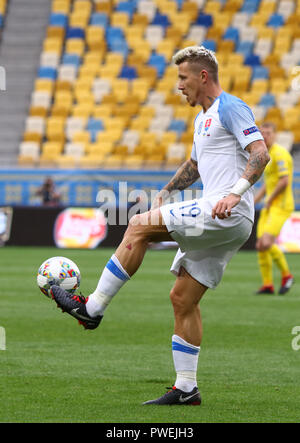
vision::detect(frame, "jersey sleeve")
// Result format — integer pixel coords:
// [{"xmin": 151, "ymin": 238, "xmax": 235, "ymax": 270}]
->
[
  {"xmin": 275, "ymin": 150, "xmax": 290, "ymax": 177},
  {"xmin": 219, "ymin": 95, "xmax": 264, "ymax": 149}
]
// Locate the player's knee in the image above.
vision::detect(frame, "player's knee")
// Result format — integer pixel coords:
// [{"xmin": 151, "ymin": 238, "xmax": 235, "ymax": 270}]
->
[
  {"xmin": 125, "ymin": 214, "xmax": 148, "ymax": 243},
  {"xmin": 170, "ymin": 287, "xmax": 189, "ymax": 316}
]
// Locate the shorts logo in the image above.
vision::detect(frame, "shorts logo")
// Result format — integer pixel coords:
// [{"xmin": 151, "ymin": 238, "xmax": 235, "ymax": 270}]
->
[{"xmin": 243, "ymin": 126, "xmax": 258, "ymax": 136}]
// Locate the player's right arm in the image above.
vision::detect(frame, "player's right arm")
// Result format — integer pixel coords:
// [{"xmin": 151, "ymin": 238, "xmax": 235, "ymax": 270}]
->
[
  {"xmin": 151, "ymin": 158, "xmax": 200, "ymax": 209},
  {"xmin": 254, "ymin": 183, "xmax": 266, "ymax": 205}
]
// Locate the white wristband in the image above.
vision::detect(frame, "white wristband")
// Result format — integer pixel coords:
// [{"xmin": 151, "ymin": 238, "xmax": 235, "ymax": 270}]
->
[{"xmin": 230, "ymin": 178, "xmax": 251, "ymax": 196}]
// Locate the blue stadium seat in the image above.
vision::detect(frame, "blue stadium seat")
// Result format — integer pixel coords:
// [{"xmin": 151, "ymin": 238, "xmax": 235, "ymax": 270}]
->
[
  {"xmin": 116, "ymin": 1, "xmax": 137, "ymax": 18},
  {"xmin": 267, "ymin": 13, "xmax": 285, "ymax": 28},
  {"xmin": 168, "ymin": 120, "xmax": 186, "ymax": 135},
  {"xmin": 244, "ymin": 53, "xmax": 261, "ymax": 66},
  {"xmin": 241, "ymin": 0, "xmax": 260, "ymax": 13},
  {"xmin": 106, "ymin": 26, "xmax": 125, "ymax": 44},
  {"xmin": 236, "ymin": 41, "xmax": 254, "ymax": 58},
  {"xmin": 119, "ymin": 66, "xmax": 138, "ymax": 80},
  {"xmin": 66, "ymin": 27, "xmax": 85, "ymax": 39},
  {"xmin": 202, "ymin": 40, "xmax": 217, "ymax": 51},
  {"xmin": 62, "ymin": 54, "xmax": 81, "ymax": 67},
  {"xmin": 195, "ymin": 13, "xmax": 213, "ymax": 27},
  {"xmin": 38, "ymin": 66, "xmax": 57, "ymax": 80},
  {"xmin": 148, "ymin": 53, "xmax": 166, "ymax": 77},
  {"xmin": 0, "ymin": 15, "xmax": 3, "ymax": 28},
  {"xmin": 223, "ymin": 27, "xmax": 239, "ymax": 45},
  {"xmin": 87, "ymin": 119, "xmax": 104, "ymax": 142},
  {"xmin": 90, "ymin": 13, "xmax": 108, "ymax": 28},
  {"xmin": 151, "ymin": 12, "xmax": 171, "ymax": 27},
  {"xmin": 49, "ymin": 13, "xmax": 68, "ymax": 27},
  {"xmin": 109, "ymin": 40, "xmax": 129, "ymax": 57},
  {"xmin": 259, "ymin": 93, "xmax": 276, "ymax": 108},
  {"xmin": 252, "ymin": 65, "xmax": 269, "ymax": 80}
]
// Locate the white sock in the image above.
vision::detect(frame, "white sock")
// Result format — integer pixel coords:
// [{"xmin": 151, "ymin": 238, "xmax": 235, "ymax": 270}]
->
[
  {"xmin": 86, "ymin": 254, "xmax": 130, "ymax": 317},
  {"xmin": 172, "ymin": 334, "xmax": 200, "ymax": 392}
]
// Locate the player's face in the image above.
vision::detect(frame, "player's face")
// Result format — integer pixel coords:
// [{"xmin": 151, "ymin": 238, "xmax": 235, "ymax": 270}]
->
[
  {"xmin": 260, "ymin": 126, "xmax": 276, "ymax": 149},
  {"xmin": 177, "ymin": 62, "xmax": 204, "ymax": 107}
]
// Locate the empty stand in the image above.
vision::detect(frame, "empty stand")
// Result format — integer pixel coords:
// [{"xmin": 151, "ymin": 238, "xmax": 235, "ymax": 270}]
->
[{"xmin": 9, "ymin": 0, "xmax": 300, "ymax": 169}]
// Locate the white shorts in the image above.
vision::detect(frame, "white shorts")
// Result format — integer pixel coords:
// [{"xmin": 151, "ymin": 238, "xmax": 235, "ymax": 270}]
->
[{"xmin": 160, "ymin": 197, "xmax": 252, "ymax": 288}]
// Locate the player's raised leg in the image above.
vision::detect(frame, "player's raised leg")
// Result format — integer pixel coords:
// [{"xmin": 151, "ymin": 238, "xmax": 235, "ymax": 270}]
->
[
  {"xmin": 143, "ymin": 267, "xmax": 205, "ymax": 405},
  {"xmin": 50, "ymin": 208, "xmax": 173, "ymax": 329}
]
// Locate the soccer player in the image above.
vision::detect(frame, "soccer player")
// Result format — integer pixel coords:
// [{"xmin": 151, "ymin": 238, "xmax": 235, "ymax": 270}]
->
[
  {"xmin": 51, "ymin": 46, "xmax": 269, "ymax": 405},
  {"xmin": 254, "ymin": 122, "xmax": 294, "ymax": 295}
]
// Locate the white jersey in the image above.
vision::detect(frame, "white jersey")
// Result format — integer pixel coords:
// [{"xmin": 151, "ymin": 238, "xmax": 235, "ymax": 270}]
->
[{"xmin": 191, "ymin": 91, "xmax": 264, "ymax": 222}]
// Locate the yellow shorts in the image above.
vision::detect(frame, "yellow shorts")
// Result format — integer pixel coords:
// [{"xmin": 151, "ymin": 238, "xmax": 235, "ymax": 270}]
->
[{"xmin": 257, "ymin": 207, "xmax": 292, "ymax": 238}]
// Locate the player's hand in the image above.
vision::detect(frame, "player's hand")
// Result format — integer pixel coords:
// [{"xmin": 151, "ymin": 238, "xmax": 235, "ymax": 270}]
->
[{"xmin": 212, "ymin": 194, "xmax": 241, "ymax": 219}]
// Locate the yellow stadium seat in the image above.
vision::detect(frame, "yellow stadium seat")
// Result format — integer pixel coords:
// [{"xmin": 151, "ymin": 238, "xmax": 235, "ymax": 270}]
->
[
  {"xmin": 52, "ymin": 0, "xmax": 70, "ymax": 13},
  {"xmin": 131, "ymin": 79, "xmax": 150, "ymax": 102},
  {"xmin": 73, "ymin": 0, "xmax": 92, "ymax": 14},
  {"xmin": 130, "ymin": 116, "xmax": 151, "ymax": 131},
  {"xmin": 144, "ymin": 154, "xmax": 164, "ymax": 167},
  {"xmin": 43, "ymin": 37, "xmax": 63, "ymax": 54},
  {"xmin": 47, "ymin": 26, "xmax": 65, "ymax": 40},
  {"xmin": 29, "ymin": 106, "xmax": 48, "ymax": 118},
  {"xmin": 93, "ymin": 104, "xmax": 113, "ymax": 119},
  {"xmin": 79, "ymin": 154, "xmax": 106, "ymax": 168},
  {"xmin": 54, "ymin": 90, "xmax": 73, "ymax": 109},
  {"xmin": 72, "ymin": 103, "xmax": 93, "ymax": 118},
  {"xmin": 270, "ymin": 79, "xmax": 289, "ymax": 95},
  {"xmin": 258, "ymin": 0, "xmax": 276, "ymax": 14},
  {"xmin": 86, "ymin": 142, "xmax": 114, "ymax": 156},
  {"xmin": 46, "ymin": 117, "xmax": 66, "ymax": 141},
  {"xmin": 71, "ymin": 130, "xmax": 90, "ymax": 144},
  {"xmin": 251, "ymin": 79, "xmax": 269, "ymax": 94},
  {"xmin": 86, "ymin": 26, "xmax": 105, "ymax": 50},
  {"xmin": 111, "ymin": 79, "xmax": 130, "ymax": 103},
  {"xmin": 250, "ymin": 12, "xmax": 271, "ymax": 28},
  {"xmin": 18, "ymin": 155, "xmax": 38, "ymax": 166},
  {"xmin": 50, "ymin": 106, "xmax": 69, "ymax": 118},
  {"xmin": 23, "ymin": 132, "xmax": 43, "ymax": 144},
  {"xmin": 156, "ymin": 39, "xmax": 175, "ymax": 61},
  {"xmin": 94, "ymin": 0, "xmax": 112, "ymax": 14},
  {"xmin": 102, "ymin": 154, "xmax": 124, "ymax": 168},
  {"xmin": 181, "ymin": 2, "xmax": 198, "ymax": 20},
  {"xmin": 204, "ymin": 1, "xmax": 222, "ymax": 14},
  {"xmin": 41, "ymin": 141, "xmax": 64, "ymax": 155},
  {"xmin": 55, "ymin": 154, "xmax": 78, "ymax": 168},
  {"xmin": 111, "ymin": 12, "xmax": 129, "ymax": 30},
  {"xmin": 69, "ymin": 13, "xmax": 90, "ymax": 28},
  {"xmin": 65, "ymin": 38, "xmax": 85, "ymax": 56},
  {"xmin": 114, "ymin": 145, "xmax": 128, "ymax": 156},
  {"xmin": 283, "ymin": 108, "xmax": 300, "ymax": 130},
  {"xmin": 123, "ymin": 155, "xmax": 144, "ymax": 169},
  {"xmin": 97, "ymin": 129, "xmax": 122, "ymax": 144}
]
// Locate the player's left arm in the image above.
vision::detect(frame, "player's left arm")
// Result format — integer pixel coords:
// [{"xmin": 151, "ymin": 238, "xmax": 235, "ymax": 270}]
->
[
  {"xmin": 212, "ymin": 140, "xmax": 270, "ymax": 219},
  {"xmin": 265, "ymin": 176, "xmax": 289, "ymax": 209}
]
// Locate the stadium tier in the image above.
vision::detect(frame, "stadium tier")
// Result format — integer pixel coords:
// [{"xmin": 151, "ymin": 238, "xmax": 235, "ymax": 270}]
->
[
  {"xmin": 0, "ymin": 0, "xmax": 7, "ymax": 37},
  {"xmin": 18, "ymin": 0, "xmax": 300, "ymax": 169}
]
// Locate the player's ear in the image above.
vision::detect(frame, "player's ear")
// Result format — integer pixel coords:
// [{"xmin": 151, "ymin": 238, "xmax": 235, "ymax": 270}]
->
[{"xmin": 200, "ymin": 69, "xmax": 209, "ymax": 83}]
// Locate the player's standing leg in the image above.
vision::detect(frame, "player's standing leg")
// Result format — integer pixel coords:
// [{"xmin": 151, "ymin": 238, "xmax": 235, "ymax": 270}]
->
[{"xmin": 143, "ymin": 267, "xmax": 205, "ymax": 405}]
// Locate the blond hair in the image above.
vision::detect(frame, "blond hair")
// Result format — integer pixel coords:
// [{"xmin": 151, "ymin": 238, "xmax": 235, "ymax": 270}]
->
[{"xmin": 172, "ymin": 46, "xmax": 219, "ymax": 82}]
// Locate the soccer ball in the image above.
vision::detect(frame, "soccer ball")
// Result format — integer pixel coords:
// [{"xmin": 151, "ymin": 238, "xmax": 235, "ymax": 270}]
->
[{"xmin": 37, "ymin": 256, "xmax": 81, "ymax": 298}]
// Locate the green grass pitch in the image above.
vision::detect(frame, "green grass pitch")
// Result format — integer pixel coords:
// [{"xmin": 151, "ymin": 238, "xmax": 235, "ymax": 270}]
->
[{"xmin": 0, "ymin": 246, "xmax": 299, "ymax": 423}]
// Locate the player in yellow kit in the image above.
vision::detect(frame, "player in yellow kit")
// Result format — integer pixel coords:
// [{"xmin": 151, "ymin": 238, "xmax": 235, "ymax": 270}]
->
[{"xmin": 254, "ymin": 122, "xmax": 294, "ymax": 294}]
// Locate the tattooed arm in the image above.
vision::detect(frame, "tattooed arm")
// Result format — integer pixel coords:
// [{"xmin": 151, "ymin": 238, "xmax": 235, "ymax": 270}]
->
[
  {"xmin": 243, "ymin": 140, "xmax": 270, "ymax": 185},
  {"xmin": 212, "ymin": 140, "xmax": 270, "ymax": 219},
  {"xmin": 151, "ymin": 158, "xmax": 200, "ymax": 209}
]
